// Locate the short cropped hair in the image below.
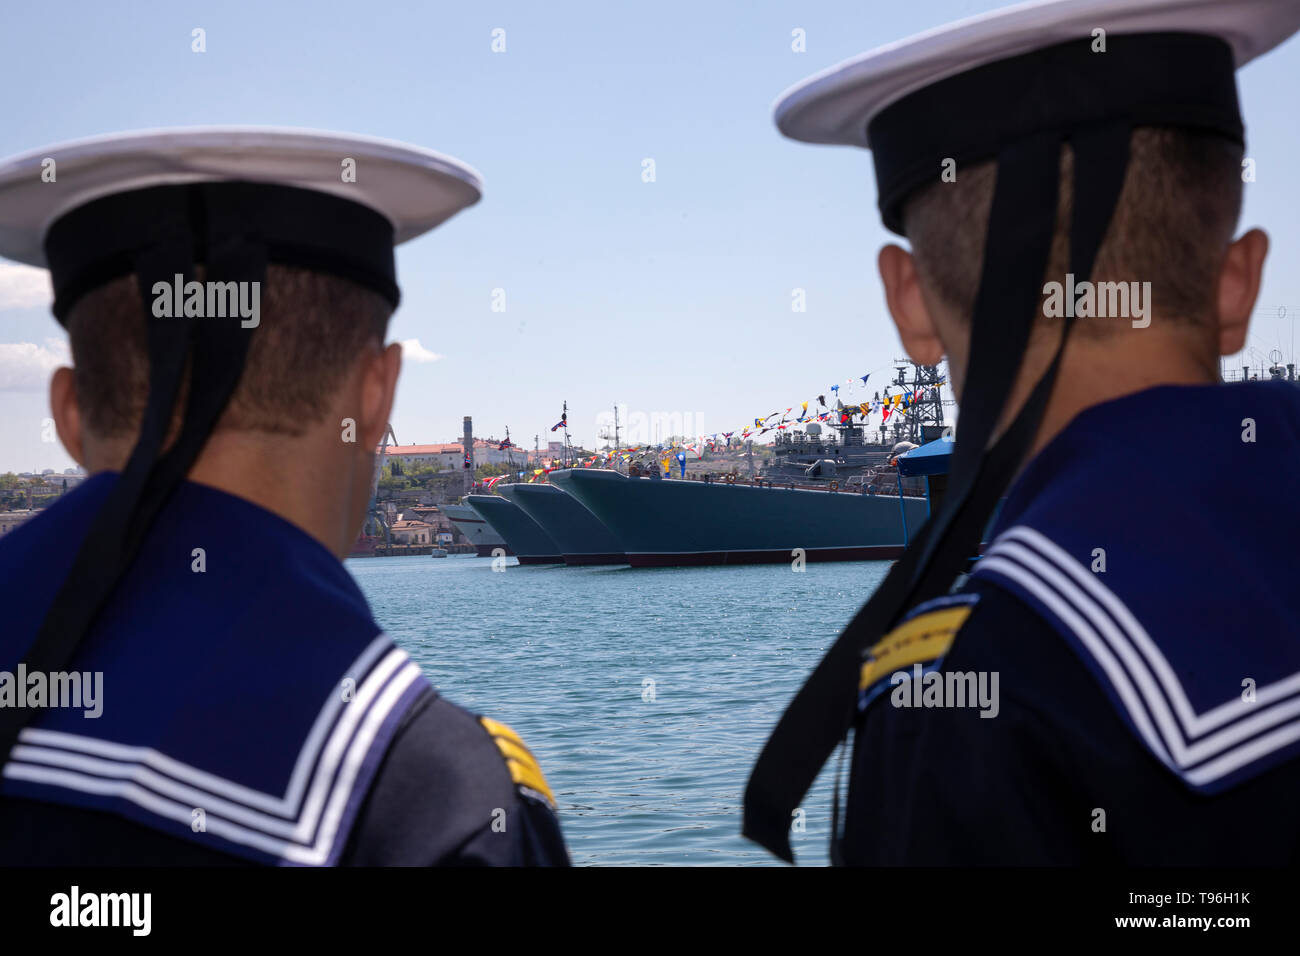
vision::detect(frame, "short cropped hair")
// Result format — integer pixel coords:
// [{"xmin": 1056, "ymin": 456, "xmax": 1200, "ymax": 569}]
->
[
  {"xmin": 900, "ymin": 127, "xmax": 1244, "ymax": 332},
  {"xmin": 66, "ymin": 264, "xmax": 392, "ymax": 438}
]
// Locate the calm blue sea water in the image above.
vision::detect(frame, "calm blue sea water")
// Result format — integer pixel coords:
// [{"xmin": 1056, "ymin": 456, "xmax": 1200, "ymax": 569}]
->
[{"xmin": 346, "ymin": 554, "xmax": 889, "ymax": 866}]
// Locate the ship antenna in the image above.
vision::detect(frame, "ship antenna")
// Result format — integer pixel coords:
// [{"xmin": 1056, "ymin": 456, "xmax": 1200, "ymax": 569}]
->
[{"xmin": 562, "ymin": 400, "xmax": 571, "ymax": 467}]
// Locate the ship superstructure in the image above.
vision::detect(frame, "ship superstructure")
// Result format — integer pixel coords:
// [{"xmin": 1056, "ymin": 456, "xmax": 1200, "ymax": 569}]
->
[{"xmin": 764, "ymin": 362, "xmax": 947, "ymax": 492}]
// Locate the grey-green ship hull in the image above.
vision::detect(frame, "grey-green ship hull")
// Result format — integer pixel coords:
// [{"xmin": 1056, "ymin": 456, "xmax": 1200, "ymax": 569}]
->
[
  {"xmin": 465, "ymin": 494, "xmax": 563, "ymax": 564},
  {"xmin": 498, "ymin": 483, "xmax": 626, "ymax": 566},
  {"xmin": 548, "ymin": 468, "xmax": 929, "ymax": 567},
  {"xmin": 441, "ymin": 502, "xmax": 510, "ymax": 557}
]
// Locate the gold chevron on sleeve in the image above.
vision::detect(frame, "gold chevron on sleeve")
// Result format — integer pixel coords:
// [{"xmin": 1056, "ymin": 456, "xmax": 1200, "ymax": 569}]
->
[
  {"xmin": 859, "ymin": 604, "xmax": 973, "ymax": 691},
  {"xmin": 480, "ymin": 716, "xmax": 557, "ymax": 807}
]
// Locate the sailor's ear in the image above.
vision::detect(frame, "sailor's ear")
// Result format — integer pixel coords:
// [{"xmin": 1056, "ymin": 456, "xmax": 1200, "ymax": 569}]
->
[
  {"xmin": 49, "ymin": 366, "xmax": 86, "ymax": 468},
  {"xmin": 357, "ymin": 341, "xmax": 402, "ymax": 453},
  {"xmin": 878, "ymin": 244, "xmax": 944, "ymax": 366},
  {"xmin": 1216, "ymin": 227, "xmax": 1268, "ymax": 357}
]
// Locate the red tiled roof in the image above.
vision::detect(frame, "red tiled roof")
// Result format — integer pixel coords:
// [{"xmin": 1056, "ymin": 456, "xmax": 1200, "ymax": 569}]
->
[
  {"xmin": 381, "ymin": 440, "xmax": 519, "ymax": 455},
  {"xmin": 385, "ymin": 444, "xmax": 461, "ymax": 455}
]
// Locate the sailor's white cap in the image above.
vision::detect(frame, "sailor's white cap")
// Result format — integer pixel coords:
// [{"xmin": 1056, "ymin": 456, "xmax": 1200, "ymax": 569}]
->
[
  {"xmin": 0, "ymin": 126, "xmax": 483, "ymax": 268},
  {"xmin": 775, "ymin": 0, "xmax": 1300, "ymax": 148}
]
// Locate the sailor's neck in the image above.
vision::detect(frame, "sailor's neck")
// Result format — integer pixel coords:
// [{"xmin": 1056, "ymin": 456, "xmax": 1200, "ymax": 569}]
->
[
  {"xmin": 185, "ymin": 431, "xmax": 360, "ymax": 558},
  {"xmin": 1015, "ymin": 330, "xmax": 1220, "ymax": 462},
  {"xmin": 87, "ymin": 428, "xmax": 361, "ymax": 559}
]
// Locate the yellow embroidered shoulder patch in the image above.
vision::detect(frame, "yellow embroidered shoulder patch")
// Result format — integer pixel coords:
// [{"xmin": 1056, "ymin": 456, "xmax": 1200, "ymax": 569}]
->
[
  {"xmin": 859, "ymin": 604, "xmax": 974, "ymax": 692},
  {"xmin": 480, "ymin": 716, "xmax": 557, "ymax": 807}
]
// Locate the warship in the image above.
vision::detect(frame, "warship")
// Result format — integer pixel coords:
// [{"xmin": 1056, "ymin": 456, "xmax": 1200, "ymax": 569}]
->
[
  {"xmin": 441, "ymin": 502, "xmax": 511, "ymax": 557},
  {"xmin": 548, "ymin": 468, "xmax": 929, "ymax": 567},
  {"xmin": 467, "ymin": 367, "xmax": 948, "ymax": 568},
  {"xmin": 464, "ymin": 494, "xmax": 564, "ymax": 564},
  {"xmin": 497, "ymin": 483, "xmax": 625, "ymax": 566},
  {"xmin": 466, "ymin": 402, "xmax": 625, "ymax": 566},
  {"xmin": 759, "ymin": 363, "xmax": 946, "ymax": 489}
]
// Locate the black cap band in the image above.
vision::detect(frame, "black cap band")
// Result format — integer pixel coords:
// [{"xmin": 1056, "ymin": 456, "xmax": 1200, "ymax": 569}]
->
[
  {"xmin": 868, "ymin": 32, "xmax": 1243, "ymax": 235},
  {"xmin": 45, "ymin": 181, "xmax": 400, "ymax": 322}
]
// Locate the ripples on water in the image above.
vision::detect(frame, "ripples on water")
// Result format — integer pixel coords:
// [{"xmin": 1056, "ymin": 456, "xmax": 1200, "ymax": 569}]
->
[{"xmin": 347, "ymin": 554, "xmax": 890, "ymax": 866}]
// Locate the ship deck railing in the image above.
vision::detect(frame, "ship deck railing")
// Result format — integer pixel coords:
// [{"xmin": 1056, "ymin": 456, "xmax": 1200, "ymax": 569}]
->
[{"xmin": 675, "ymin": 472, "xmax": 926, "ymax": 497}]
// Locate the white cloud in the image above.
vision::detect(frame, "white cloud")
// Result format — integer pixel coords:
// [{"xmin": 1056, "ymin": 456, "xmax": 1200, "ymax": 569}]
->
[
  {"xmin": 0, "ymin": 263, "xmax": 53, "ymax": 310},
  {"xmin": 0, "ymin": 337, "xmax": 70, "ymax": 391},
  {"xmin": 400, "ymin": 338, "xmax": 443, "ymax": 363}
]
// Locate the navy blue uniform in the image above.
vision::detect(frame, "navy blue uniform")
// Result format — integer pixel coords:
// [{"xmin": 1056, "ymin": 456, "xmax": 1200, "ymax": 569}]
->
[
  {"xmin": 843, "ymin": 382, "xmax": 1300, "ymax": 864},
  {"xmin": 0, "ymin": 475, "xmax": 568, "ymax": 866}
]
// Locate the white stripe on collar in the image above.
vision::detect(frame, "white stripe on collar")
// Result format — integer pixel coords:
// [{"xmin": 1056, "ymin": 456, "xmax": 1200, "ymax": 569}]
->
[
  {"xmin": 2, "ymin": 635, "xmax": 425, "ymax": 864},
  {"xmin": 974, "ymin": 526, "xmax": 1300, "ymax": 790}
]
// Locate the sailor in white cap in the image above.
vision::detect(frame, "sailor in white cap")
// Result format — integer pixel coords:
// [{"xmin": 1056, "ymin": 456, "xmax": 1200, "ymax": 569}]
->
[
  {"xmin": 746, "ymin": 0, "xmax": 1300, "ymax": 864},
  {"xmin": 0, "ymin": 128, "xmax": 569, "ymax": 866}
]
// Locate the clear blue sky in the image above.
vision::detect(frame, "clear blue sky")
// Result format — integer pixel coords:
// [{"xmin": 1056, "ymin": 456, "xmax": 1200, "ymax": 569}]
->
[{"xmin": 2, "ymin": 0, "xmax": 1298, "ymax": 471}]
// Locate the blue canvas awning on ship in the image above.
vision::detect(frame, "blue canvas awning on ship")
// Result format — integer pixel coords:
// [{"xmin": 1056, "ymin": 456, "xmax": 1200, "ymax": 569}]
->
[
  {"xmin": 896, "ymin": 437, "xmax": 954, "ymax": 477},
  {"xmin": 893, "ymin": 437, "xmax": 953, "ymax": 545},
  {"xmin": 895, "ymin": 436, "xmax": 1001, "ymax": 550}
]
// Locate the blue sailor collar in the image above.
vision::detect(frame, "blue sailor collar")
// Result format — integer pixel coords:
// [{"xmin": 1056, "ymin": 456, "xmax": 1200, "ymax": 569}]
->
[
  {"xmin": 0, "ymin": 474, "xmax": 430, "ymax": 864},
  {"xmin": 974, "ymin": 380, "xmax": 1300, "ymax": 793}
]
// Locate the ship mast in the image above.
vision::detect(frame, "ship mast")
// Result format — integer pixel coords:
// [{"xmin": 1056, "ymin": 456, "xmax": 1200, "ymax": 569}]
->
[
  {"xmin": 889, "ymin": 359, "xmax": 946, "ymax": 445},
  {"xmin": 561, "ymin": 400, "xmax": 571, "ymax": 467},
  {"xmin": 598, "ymin": 404, "xmax": 622, "ymax": 452}
]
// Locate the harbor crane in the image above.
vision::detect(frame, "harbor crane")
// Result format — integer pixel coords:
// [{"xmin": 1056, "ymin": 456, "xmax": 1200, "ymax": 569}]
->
[{"xmin": 363, "ymin": 423, "xmax": 398, "ymax": 545}]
